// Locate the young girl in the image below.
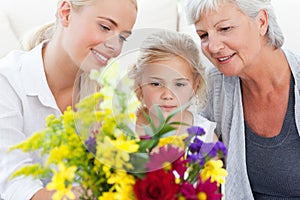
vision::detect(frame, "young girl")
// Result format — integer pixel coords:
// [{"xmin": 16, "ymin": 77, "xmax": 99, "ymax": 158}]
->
[
  {"xmin": 129, "ymin": 30, "xmax": 217, "ymax": 142},
  {"xmin": 0, "ymin": 0, "xmax": 137, "ymax": 199}
]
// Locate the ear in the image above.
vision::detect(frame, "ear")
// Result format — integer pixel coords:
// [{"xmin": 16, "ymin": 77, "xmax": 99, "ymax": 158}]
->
[
  {"xmin": 193, "ymin": 75, "xmax": 201, "ymax": 95},
  {"xmin": 57, "ymin": 0, "xmax": 72, "ymax": 27},
  {"xmin": 135, "ymin": 85, "xmax": 143, "ymax": 102},
  {"xmin": 256, "ymin": 9, "xmax": 269, "ymax": 36}
]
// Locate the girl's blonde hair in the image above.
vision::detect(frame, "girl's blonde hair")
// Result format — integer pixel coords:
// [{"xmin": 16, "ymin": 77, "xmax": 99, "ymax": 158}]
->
[{"xmin": 129, "ymin": 30, "xmax": 207, "ymax": 109}]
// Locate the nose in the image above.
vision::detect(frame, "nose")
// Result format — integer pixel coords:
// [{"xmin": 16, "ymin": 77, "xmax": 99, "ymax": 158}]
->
[
  {"xmin": 207, "ymin": 35, "xmax": 224, "ymax": 54},
  {"xmin": 161, "ymin": 87, "xmax": 174, "ymax": 100},
  {"xmin": 103, "ymin": 35, "xmax": 123, "ymax": 57}
]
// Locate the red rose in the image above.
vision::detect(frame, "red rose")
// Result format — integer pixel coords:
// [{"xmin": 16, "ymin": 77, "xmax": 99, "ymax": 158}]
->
[{"xmin": 134, "ymin": 169, "xmax": 180, "ymax": 200}]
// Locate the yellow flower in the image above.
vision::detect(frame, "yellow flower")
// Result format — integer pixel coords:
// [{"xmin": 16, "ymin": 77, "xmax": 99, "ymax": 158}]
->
[
  {"xmin": 46, "ymin": 145, "xmax": 71, "ymax": 165},
  {"xmin": 109, "ymin": 134, "xmax": 139, "ymax": 153},
  {"xmin": 46, "ymin": 163, "xmax": 77, "ymax": 200},
  {"xmin": 158, "ymin": 134, "xmax": 188, "ymax": 149},
  {"xmin": 107, "ymin": 170, "xmax": 136, "ymax": 200},
  {"xmin": 98, "ymin": 191, "xmax": 116, "ymax": 200},
  {"xmin": 200, "ymin": 160, "xmax": 228, "ymax": 186}
]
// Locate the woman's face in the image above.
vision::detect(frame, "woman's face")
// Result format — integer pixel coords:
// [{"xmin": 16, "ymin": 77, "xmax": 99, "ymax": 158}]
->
[
  {"xmin": 140, "ymin": 56, "xmax": 198, "ymax": 118},
  {"xmin": 195, "ymin": 2, "xmax": 268, "ymax": 76},
  {"xmin": 59, "ymin": 0, "xmax": 137, "ymax": 72}
]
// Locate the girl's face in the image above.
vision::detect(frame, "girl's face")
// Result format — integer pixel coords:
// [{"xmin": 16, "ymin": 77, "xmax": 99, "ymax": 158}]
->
[
  {"xmin": 59, "ymin": 0, "xmax": 137, "ymax": 72},
  {"xmin": 195, "ymin": 2, "xmax": 268, "ymax": 76},
  {"xmin": 140, "ymin": 56, "xmax": 199, "ymax": 118}
]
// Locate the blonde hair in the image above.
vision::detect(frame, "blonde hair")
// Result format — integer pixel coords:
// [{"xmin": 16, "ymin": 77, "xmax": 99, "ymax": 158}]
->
[
  {"xmin": 129, "ymin": 30, "xmax": 207, "ymax": 109},
  {"xmin": 22, "ymin": 0, "xmax": 137, "ymax": 107},
  {"xmin": 22, "ymin": 0, "xmax": 138, "ymax": 51}
]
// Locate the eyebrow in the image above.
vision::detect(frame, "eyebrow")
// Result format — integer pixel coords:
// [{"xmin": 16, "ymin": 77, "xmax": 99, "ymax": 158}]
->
[
  {"xmin": 149, "ymin": 77, "xmax": 190, "ymax": 81},
  {"xmin": 97, "ymin": 17, "xmax": 132, "ymax": 35},
  {"xmin": 196, "ymin": 18, "xmax": 230, "ymax": 33}
]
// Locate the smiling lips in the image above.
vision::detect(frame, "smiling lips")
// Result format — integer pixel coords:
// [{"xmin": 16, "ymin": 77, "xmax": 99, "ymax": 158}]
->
[
  {"xmin": 216, "ymin": 53, "xmax": 235, "ymax": 63},
  {"xmin": 91, "ymin": 49, "xmax": 109, "ymax": 64}
]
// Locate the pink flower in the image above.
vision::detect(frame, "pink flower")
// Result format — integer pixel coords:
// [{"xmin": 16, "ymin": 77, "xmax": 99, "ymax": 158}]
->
[
  {"xmin": 180, "ymin": 177, "xmax": 222, "ymax": 200},
  {"xmin": 146, "ymin": 145, "xmax": 185, "ymax": 172}
]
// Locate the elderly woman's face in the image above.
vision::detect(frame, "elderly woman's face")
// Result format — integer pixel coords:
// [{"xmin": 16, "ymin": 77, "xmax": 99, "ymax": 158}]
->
[{"xmin": 194, "ymin": 2, "xmax": 268, "ymax": 76}]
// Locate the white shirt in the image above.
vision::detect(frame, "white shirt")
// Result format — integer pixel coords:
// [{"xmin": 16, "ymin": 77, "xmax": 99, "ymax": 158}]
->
[
  {"xmin": 188, "ymin": 106, "xmax": 216, "ymax": 143},
  {"xmin": 0, "ymin": 43, "xmax": 61, "ymax": 200}
]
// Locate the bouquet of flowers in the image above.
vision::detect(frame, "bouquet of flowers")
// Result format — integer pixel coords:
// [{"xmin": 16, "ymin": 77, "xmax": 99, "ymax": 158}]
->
[{"xmin": 10, "ymin": 62, "xmax": 227, "ymax": 200}]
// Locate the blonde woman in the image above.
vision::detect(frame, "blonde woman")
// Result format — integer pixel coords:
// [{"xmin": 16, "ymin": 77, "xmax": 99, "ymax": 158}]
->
[{"xmin": 0, "ymin": 0, "xmax": 137, "ymax": 199}]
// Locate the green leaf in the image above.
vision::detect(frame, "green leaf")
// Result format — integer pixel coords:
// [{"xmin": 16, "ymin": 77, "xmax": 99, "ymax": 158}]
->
[
  {"xmin": 157, "ymin": 124, "xmax": 177, "ymax": 138},
  {"xmin": 143, "ymin": 111, "xmax": 156, "ymax": 132},
  {"xmin": 165, "ymin": 102, "xmax": 191, "ymax": 123},
  {"xmin": 154, "ymin": 105, "xmax": 165, "ymax": 124},
  {"xmin": 143, "ymin": 124, "xmax": 154, "ymax": 136},
  {"xmin": 138, "ymin": 138, "xmax": 158, "ymax": 152},
  {"xmin": 129, "ymin": 153, "xmax": 149, "ymax": 174}
]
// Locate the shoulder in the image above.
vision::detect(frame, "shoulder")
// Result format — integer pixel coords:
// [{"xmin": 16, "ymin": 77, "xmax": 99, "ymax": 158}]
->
[
  {"xmin": 283, "ymin": 48, "xmax": 300, "ymax": 64},
  {"xmin": 203, "ymin": 66, "xmax": 240, "ymax": 106},
  {"xmin": 192, "ymin": 112, "xmax": 217, "ymax": 142},
  {"xmin": 0, "ymin": 50, "xmax": 27, "ymax": 96},
  {"xmin": 0, "ymin": 44, "xmax": 44, "ymax": 91},
  {"xmin": 282, "ymin": 49, "xmax": 300, "ymax": 88},
  {"xmin": 0, "ymin": 50, "xmax": 26, "ymax": 74},
  {"xmin": 193, "ymin": 112, "xmax": 216, "ymax": 132},
  {"xmin": 283, "ymin": 49, "xmax": 300, "ymax": 74}
]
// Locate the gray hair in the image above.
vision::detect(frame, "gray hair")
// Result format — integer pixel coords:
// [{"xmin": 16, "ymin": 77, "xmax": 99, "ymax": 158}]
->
[
  {"xmin": 185, "ymin": 0, "xmax": 284, "ymax": 48},
  {"xmin": 129, "ymin": 30, "xmax": 207, "ymax": 107}
]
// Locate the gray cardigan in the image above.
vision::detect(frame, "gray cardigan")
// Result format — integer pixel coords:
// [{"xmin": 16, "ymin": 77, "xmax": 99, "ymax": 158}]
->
[{"xmin": 202, "ymin": 49, "xmax": 300, "ymax": 199}]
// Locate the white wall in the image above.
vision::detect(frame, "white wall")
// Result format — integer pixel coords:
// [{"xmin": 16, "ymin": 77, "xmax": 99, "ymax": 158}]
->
[{"xmin": 272, "ymin": 0, "xmax": 300, "ymax": 55}]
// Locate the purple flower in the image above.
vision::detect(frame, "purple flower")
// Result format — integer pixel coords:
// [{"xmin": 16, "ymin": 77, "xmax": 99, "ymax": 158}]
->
[
  {"xmin": 188, "ymin": 136, "xmax": 204, "ymax": 153},
  {"xmin": 213, "ymin": 141, "xmax": 227, "ymax": 156},
  {"xmin": 189, "ymin": 141, "xmax": 203, "ymax": 153},
  {"xmin": 85, "ymin": 136, "xmax": 96, "ymax": 154},
  {"xmin": 187, "ymin": 153, "xmax": 205, "ymax": 166},
  {"xmin": 187, "ymin": 126, "xmax": 205, "ymax": 136},
  {"xmin": 200, "ymin": 143, "xmax": 217, "ymax": 157}
]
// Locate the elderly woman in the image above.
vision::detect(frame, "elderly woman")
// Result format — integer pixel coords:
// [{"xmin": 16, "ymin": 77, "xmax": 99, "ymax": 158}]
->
[{"xmin": 186, "ymin": 0, "xmax": 300, "ymax": 199}]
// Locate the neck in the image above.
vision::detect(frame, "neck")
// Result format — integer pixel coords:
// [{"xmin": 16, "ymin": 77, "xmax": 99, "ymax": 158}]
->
[
  {"xmin": 240, "ymin": 48, "xmax": 290, "ymax": 95},
  {"xmin": 43, "ymin": 40, "xmax": 80, "ymax": 94}
]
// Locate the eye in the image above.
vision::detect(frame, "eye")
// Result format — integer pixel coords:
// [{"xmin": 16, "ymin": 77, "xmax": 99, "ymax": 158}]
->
[
  {"xmin": 119, "ymin": 34, "xmax": 127, "ymax": 42},
  {"xmin": 198, "ymin": 33, "xmax": 208, "ymax": 40},
  {"xmin": 220, "ymin": 26, "xmax": 233, "ymax": 32},
  {"xmin": 176, "ymin": 82, "xmax": 186, "ymax": 87},
  {"xmin": 150, "ymin": 82, "xmax": 162, "ymax": 87},
  {"xmin": 100, "ymin": 24, "xmax": 111, "ymax": 32}
]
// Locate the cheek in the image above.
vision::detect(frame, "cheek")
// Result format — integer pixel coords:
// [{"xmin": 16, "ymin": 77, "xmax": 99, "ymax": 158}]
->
[
  {"xmin": 142, "ymin": 87, "xmax": 158, "ymax": 106},
  {"xmin": 201, "ymin": 45, "xmax": 213, "ymax": 61},
  {"xmin": 175, "ymin": 90, "xmax": 193, "ymax": 104}
]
